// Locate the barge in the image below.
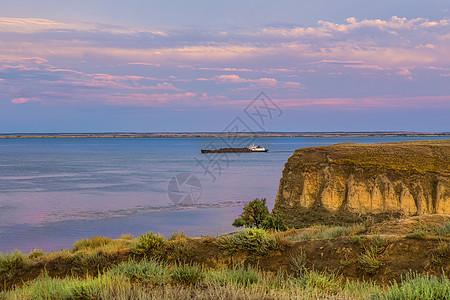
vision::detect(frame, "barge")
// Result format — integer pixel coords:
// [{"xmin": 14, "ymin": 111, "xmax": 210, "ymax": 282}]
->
[{"xmin": 201, "ymin": 144, "xmax": 268, "ymax": 153}]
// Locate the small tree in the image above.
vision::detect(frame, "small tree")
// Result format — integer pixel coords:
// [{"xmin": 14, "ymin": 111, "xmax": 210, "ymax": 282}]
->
[
  {"xmin": 232, "ymin": 198, "xmax": 270, "ymax": 228},
  {"xmin": 262, "ymin": 213, "xmax": 287, "ymax": 231}
]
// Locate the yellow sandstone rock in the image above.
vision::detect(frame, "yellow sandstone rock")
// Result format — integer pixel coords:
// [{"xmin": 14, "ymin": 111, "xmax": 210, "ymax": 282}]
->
[{"xmin": 273, "ymin": 140, "xmax": 450, "ymax": 225}]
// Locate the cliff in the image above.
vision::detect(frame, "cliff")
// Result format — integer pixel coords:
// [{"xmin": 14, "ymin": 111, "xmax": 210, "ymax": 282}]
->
[{"xmin": 273, "ymin": 140, "xmax": 450, "ymax": 225}]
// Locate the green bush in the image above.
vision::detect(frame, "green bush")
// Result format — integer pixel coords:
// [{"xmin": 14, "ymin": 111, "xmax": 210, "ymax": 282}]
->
[
  {"xmin": 0, "ymin": 250, "xmax": 27, "ymax": 280},
  {"xmin": 262, "ymin": 213, "xmax": 288, "ymax": 231},
  {"xmin": 232, "ymin": 198, "xmax": 270, "ymax": 228},
  {"xmin": 171, "ymin": 264, "xmax": 205, "ymax": 285},
  {"xmin": 216, "ymin": 228, "xmax": 279, "ymax": 256},
  {"xmin": 131, "ymin": 231, "xmax": 167, "ymax": 256}
]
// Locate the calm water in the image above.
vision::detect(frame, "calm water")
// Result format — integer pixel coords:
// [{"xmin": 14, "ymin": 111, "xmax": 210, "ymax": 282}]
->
[{"xmin": 0, "ymin": 136, "xmax": 448, "ymax": 252}]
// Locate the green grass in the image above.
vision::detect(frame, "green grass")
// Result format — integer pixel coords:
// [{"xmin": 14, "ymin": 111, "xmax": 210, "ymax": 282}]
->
[
  {"xmin": 207, "ymin": 265, "xmax": 260, "ymax": 287},
  {"xmin": 170, "ymin": 264, "xmax": 205, "ymax": 285},
  {"xmin": 287, "ymin": 224, "xmax": 366, "ymax": 241},
  {"xmin": 375, "ymin": 272, "xmax": 450, "ymax": 300},
  {"xmin": 108, "ymin": 259, "xmax": 170, "ymax": 284},
  {"xmin": 3, "ymin": 257, "xmax": 450, "ymax": 300},
  {"xmin": 434, "ymin": 222, "xmax": 450, "ymax": 237}
]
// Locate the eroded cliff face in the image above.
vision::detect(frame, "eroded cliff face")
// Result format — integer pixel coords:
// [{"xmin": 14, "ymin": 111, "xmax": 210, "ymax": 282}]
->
[{"xmin": 273, "ymin": 140, "xmax": 450, "ymax": 224}]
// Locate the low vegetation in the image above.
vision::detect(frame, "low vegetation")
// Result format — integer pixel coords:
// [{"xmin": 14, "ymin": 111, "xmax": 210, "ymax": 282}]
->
[
  {"xmin": 232, "ymin": 198, "xmax": 287, "ymax": 231},
  {"xmin": 1, "ymin": 209, "xmax": 449, "ymax": 299},
  {"xmin": 2, "ymin": 258, "xmax": 449, "ymax": 300}
]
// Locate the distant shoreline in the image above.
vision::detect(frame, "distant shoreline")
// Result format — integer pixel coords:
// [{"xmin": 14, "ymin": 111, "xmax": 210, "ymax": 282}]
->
[{"xmin": 0, "ymin": 132, "xmax": 449, "ymax": 139}]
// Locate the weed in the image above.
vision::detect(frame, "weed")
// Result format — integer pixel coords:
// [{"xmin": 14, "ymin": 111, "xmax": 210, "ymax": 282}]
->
[
  {"xmin": 120, "ymin": 233, "xmax": 134, "ymax": 240},
  {"xmin": 171, "ymin": 264, "xmax": 205, "ymax": 285},
  {"xmin": 130, "ymin": 231, "xmax": 167, "ymax": 256},
  {"xmin": 73, "ymin": 252, "xmax": 107, "ymax": 272},
  {"xmin": 290, "ymin": 250, "xmax": 307, "ymax": 278},
  {"xmin": 207, "ymin": 265, "xmax": 260, "ymax": 287},
  {"xmin": 29, "ymin": 249, "xmax": 44, "ymax": 260},
  {"xmin": 297, "ymin": 269, "xmax": 343, "ymax": 293},
  {"xmin": 406, "ymin": 228, "xmax": 428, "ymax": 239},
  {"xmin": 109, "ymin": 259, "xmax": 170, "ymax": 284},
  {"xmin": 349, "ymin": 235, "xmax": 367, "ymax": 244},
  {"xmin": 0, "ymin": 250, "xmax": 27, "ymax": 281},
  {"xmin": 358, "ymin": 246, "xmax": 384, "ymax": 274},
  {"xmin": 72, "ymin": 236, "xmax": 112, "ymax": 252},
  {"xmin": 287, "ymin": 224, "xmax": 366, "ymax": 241},
  {"xmin": 434, "ymin": 222, "xmax": 450, "ymax": 237},
  {"xmin": 370, "ymin": 236, "xmax": 389, "ymax": 254},
  {"xmin": 168, "ymin": 231, "xmax": 187, "ymax": 241},
  {"xmin": 430, "ymin": 241, "xmax": 450, "ymax": 266},
  {"xmin": 376, "ymin": 272, "xmax": 450, "ymax": 300},
  {"xmin": 166, "ymin": 239, "xmax": 194, "ymax": 263},
  {"xmin": 216, "ymin": 228, "xmax": 280, "ymax": 256}
]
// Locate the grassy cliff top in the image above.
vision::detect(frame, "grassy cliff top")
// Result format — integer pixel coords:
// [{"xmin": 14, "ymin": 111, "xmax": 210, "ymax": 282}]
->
[{"xmin": 291, "ymin": 139, "xmax": 450, "ymax": 175}]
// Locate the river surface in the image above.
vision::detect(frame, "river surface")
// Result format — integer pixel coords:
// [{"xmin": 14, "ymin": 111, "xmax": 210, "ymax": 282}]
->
[{"xmin": 0, "ymin": 136, "xmax": 448, "ymax": 252}]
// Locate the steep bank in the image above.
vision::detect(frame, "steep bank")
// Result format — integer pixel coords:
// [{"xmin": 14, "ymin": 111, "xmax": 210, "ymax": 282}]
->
[{"xmin": 273, "ymin": 140, "xmax": 450, "ymax": 226}]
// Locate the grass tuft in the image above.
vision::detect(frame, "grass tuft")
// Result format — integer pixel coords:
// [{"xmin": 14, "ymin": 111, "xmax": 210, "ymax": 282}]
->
[
  {"xmin": 171, "ymin": 264, "xmax": 205, "ymax": 285},
  {"xmin": 376, "ymin": 272, "xmax": 450, "ymax": 300},
  {"xmin": 72, "ymin": 236, "xmax": 112, "ymax": 252}
]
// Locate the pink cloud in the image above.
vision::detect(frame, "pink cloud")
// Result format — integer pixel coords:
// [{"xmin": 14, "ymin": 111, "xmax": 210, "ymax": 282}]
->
[
  {"xmin": 11, "ymin": 97, "xmax": 39, "ymax": 104},
  {"xmin": 215, "ymin": 74, "xmax": 248, "ymax": 83},
  {"xmin": 279, "ymin": 95, "xmax": 450, "ymax": 108}
]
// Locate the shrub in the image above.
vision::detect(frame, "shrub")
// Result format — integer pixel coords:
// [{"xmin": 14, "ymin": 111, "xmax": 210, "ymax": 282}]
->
[
  {"xmin": 0, "ymin": 250, "xmax": 27, "ymax": 280},
  {"xmin": 358, "ymin": 246, "xmax": 384, "ymax": 274},
  {"xmin": 171, "ymin": 264, "xmax": 205, "ymax": 285},
  {"xmin": 297, "ymin": 269, "xmax": 342, "ymax": 293},
  {"xmin": 131, "ymin": 231, "xmax": 167, "ymax": 256},
  {"xmin": 262, "ymin": 213, "xmax": 288, "ymax": 231},
  {"xmin": 29, "ymin": 249, "xmax": 44, "ymax": 259},
  {"xmin": 232, "ymin": 198, "xmax": 270, "ymax": 228},
  {"xmin": 216, "ymin": 228, "xmax": 279, "ymax": 256},
  {"xmin": 370, "ymin": 236, "xmax": 389, "ymax": 254},
  {"xmin": 168, "ymin": 231, "xmax": 187, "ymax": 241},
  {"xmin": 430, "ymin": 241, "xmax": 450, "ymax": 266},
  {"xmin": 290, "ymin": 250, "xmax": 307, "ymax": 278},
  {"xmin": 73, "ymin": 252, "xmax": 107, "ymax": 271},
  {"xmin": 72, "ymin": 236, "xmax": 112, "ymax": 252},
  {"xmin": 167, "ymin": 239, "xmax": 194, "ymax": 263}
]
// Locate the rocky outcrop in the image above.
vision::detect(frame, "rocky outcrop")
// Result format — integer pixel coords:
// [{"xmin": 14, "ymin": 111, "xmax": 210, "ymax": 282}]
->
[{"xmin": 273, "ymin": 140, "xmax": 450, "ymax": 225}]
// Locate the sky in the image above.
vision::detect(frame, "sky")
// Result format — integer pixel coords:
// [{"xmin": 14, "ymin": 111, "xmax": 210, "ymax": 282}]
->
[{"xmin": 0, "ymin": 0, "xmax": 449, "ymax": 132}]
